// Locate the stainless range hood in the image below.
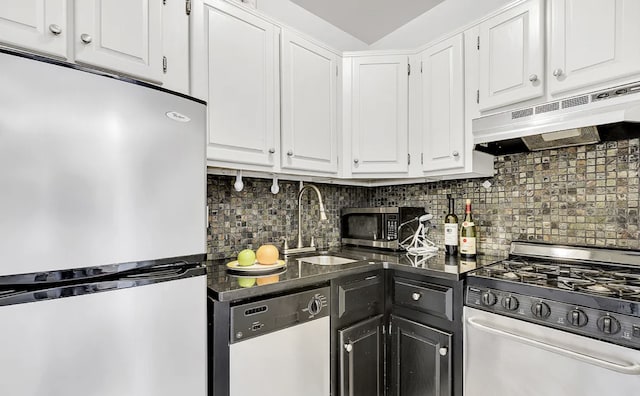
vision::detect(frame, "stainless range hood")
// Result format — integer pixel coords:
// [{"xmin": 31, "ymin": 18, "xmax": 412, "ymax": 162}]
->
[{"xmin": 473, "ymin": 81, "xmax": 640, "ymax": 155}]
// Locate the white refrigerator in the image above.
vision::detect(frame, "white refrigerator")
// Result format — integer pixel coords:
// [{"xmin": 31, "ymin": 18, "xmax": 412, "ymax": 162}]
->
[{"xmin": 0, "ymin": 49, "xmax": 207, "ymax": 396}]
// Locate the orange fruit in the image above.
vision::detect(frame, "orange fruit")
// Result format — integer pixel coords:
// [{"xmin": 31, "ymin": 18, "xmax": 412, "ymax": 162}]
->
[
  {"xmin": 256, "ymin": 275, "xmax": 280, "ymax": 285},
  {"xmin": 256, "ymin": 244, "xmax": 279, "ymax": 265}
]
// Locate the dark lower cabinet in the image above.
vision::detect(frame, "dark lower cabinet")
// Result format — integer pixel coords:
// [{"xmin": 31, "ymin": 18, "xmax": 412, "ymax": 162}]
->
[
  {"xmin": 389, "ymin": 315, "xmax": 452, "ymax": 396},
  {"xmin": 338, "ymin": 314, "xmax": 385, "ymax": 396},
  {"xmin": 331, "ymin": 270, "xmax": 461, "ymax": 396}
]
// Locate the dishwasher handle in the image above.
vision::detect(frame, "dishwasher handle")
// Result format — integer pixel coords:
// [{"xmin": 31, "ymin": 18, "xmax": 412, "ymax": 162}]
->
[{"xmin": 467, "ymin": 316, "xmax": 640, "ymax": 375}]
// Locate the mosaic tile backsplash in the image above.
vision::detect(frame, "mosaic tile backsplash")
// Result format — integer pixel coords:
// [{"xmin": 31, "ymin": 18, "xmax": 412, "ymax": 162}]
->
[
  {"xmin": 207, "ymin": 138, "xmax": 640, "ymax": 260},
  {"xmin": 207, "ymin": 176, "xmax": 368, "ymax": 260}
]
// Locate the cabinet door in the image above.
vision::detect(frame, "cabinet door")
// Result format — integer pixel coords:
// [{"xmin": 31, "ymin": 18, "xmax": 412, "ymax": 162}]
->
[
  {"xmin": 203, "ymin": 0, "xmax": 279, "ymax": 167},
  {"xmin": 339, "ymin": 315, "xmax": 385, "ymax": 396},
  {"xmin": 281, "ymin": 30, "xmax": 338, "ymax": 173},
  {"xmin": 478, "ymin": 0, "xmax": 544, "ymax": 111},
  {"xmin": 421, "ymin": 35, "xmax": 464, "ymax": 172},
  {"xmin": 334, "ymin": 272, "xmax": 384, "ymax": 324},
  {"xmin": 74, "ymin": 0, "xmax": 163, "ymax": 83},
  {"xmin": 351, "ymin": 55, "xmax": 409, "ymax": 174},
  {"xmin": 389, "ymin": 315, "xmax": 451, "ymax": 396},
  {"xmin": 0, "ymin": 0, "xmax": 67, "ymax": 58},
  {"xmin": 549, "ymin": 0, "xmax": 640, "ymax": 95}
]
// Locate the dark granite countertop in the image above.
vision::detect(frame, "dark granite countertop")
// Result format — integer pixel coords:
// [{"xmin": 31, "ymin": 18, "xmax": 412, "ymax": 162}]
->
[{"xmin": 207, "ymin": 247, "xmax": 504, "ymax": 302}]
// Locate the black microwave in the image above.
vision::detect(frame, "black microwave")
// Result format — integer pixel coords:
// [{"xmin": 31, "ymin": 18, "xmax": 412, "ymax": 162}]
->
[{"xmin": 340, "ymin": 207, "xmax": 426, "ymax": 250}]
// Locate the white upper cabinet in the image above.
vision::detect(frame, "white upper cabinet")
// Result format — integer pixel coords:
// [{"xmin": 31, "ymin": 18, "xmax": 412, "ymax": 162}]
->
[
  {"xmin": 280, "ymin": 30, "xmax": 339, "ymax": 174},
  {"xmin": 74, "ymin": 0, "xmax": 163, "ymax": 83},
  {"xmin": 478, "ymin": 0, "xmax": 544, "ymax": 112},
  {"xmin": 0, "ymin": 0, "xmax": 67, "ymax": 58},
  {"xmin": 201, "ymin": 0, "xmax": 279, "ymax": 168},
  {"xmin": 350, "ymin": 55, "xmax": 409, "ymax": 174},
  {"xmin": 420, "ymin": 34, "xmax": 464, "ymax": 173},
  {"xmin": 548, "ymin": 0, "xmax": 640, "ymax": 96}
]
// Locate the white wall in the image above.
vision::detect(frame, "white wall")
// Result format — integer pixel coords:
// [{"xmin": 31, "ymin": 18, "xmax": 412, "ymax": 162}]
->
[
  {"xmin": 370, "ymin": 0, "xmax": 514, "ymax": 50},
  {"xmin": 257, "ymin": 0, "xmax": 369, "ymax": 51}
]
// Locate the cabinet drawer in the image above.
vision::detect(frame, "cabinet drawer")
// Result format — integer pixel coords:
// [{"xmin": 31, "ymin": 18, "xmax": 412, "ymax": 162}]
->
[
  {"xmin": 393, "ymin": 277, "xmax": 453, "ymax": 321},
  {"xmin": 336, "ymin": 272, "xmax": 383, "ymax": 321}
]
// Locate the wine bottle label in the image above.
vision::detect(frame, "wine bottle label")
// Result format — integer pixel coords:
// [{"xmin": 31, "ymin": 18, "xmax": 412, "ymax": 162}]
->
[
  {"xmin": 460, "ymin": 236, "xmax": 476, "ymax": 255},
  {"xmin": 461, "ymin": 221, "xmax": 474, "ymax": 228},
  {"xmin": 444, "ymin": 224, "xmax": 458, "ymax": 245}
]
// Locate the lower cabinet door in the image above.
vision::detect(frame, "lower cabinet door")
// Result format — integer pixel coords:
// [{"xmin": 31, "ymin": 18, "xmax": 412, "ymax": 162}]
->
[
  {"xmin": 339, "ymin": 315, "xmax": 385, "ymax": 396},
  {"xmin": 390, "ymin": 315, "xmax": 452, "ymax": 396}
]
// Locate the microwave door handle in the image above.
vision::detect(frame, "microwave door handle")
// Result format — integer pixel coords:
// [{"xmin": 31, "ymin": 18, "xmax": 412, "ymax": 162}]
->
[{"xmin": 467, "ymin": 317, "xmax": 640, "ymax": 375}]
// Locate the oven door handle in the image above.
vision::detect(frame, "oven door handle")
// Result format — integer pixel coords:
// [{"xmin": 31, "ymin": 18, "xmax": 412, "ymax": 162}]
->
[{"xmin": 467, "ymin": 317, "xmax": 640, "ymax": 375}]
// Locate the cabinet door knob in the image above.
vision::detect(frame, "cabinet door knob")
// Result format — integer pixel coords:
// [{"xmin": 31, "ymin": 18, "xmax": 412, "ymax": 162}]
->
[
  {"xmin": 528, "ymin": 74, "xmax": 538, "ymax": 82},
  {"xmin": 353, "ymin": 158, "xmax": 359, "ymax": 164},
  {"xmin": 80, "ymin": 34, "xmax": 93, "ymax": 44},
  {"xmin": 439, "ymin": 347, "xmax": 448, "ymax": 356},
  {"xmin": 412, "ymin": 292, "xmax": 421, "ymax": 301},
  {"xmin": 344, "ymin": 343, "xmax": 353, "ymax": 353},
  {"xmin": 49, "ymin": 24, "xmax": 62, "ymax": 35},
  {"xmin": 452, "ymin": 151, "xmax": 459, "ymax": 157},
  {"xmin": 287, "ymin": 150, "xmax": 293, "ymax": 156},
  {"xmin": 268, "ymin": 148, "xmax": 275, "ymax": 154},
  {"xmin": 553, "ymin": 68, "xmax": 563, "ymax": 78}
]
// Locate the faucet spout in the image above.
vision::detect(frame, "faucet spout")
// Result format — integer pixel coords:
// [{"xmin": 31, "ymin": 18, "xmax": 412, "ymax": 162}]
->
[{"xmin": 296, "ymin": 184, "xmax": 327, "ymax": 249}]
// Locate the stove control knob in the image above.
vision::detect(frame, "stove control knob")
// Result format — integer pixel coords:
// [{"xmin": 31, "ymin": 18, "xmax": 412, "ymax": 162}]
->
[
  {"xmin": 567, "ymin": 309, "xmax": 588, "ymax": 327},
  {"xmin": 531, "ymin": 302, "xmax": 551, "ymax": 319},
  {"xmin": 597, "ymin": 315, "xmax": 621, "ymax": 335},
  {"xmin": 501, "ymin": 296, "xmax": 519, "ymax": 311},
  {"xmin": 481, "ymin": 291, "xmax": 497, "ymax": 306}
]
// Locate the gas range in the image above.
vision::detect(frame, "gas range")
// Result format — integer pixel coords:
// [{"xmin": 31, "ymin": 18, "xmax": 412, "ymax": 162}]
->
[{"xmin": 466, "ymin": 241, "xmax": 640, "ymax": 349}]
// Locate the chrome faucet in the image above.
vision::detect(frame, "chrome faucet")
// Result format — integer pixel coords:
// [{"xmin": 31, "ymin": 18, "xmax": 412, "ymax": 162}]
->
[{"xmin": 284, "ymin": 183, "xmax": 327, "ymax": 255}]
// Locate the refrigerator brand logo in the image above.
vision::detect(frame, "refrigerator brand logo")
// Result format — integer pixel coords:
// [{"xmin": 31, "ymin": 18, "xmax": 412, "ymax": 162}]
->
[{"xmin": 165, "ymin": 111, "xmax": 191, "ymax": 123}]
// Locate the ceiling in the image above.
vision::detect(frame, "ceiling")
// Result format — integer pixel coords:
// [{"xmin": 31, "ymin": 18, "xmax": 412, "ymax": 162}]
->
[{"xmin": 290, "ymin": 0, "xmax": 445, "ymax": 44}]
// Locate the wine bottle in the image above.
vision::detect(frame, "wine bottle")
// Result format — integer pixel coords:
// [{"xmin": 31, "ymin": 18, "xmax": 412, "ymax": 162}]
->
[
  {"xmin": 444, "ymin": 195, "xmax": 458, "ymax": 255},
  {"xmin": 459, "ymin": 199, "xmax": 477, "ymax": 259}
]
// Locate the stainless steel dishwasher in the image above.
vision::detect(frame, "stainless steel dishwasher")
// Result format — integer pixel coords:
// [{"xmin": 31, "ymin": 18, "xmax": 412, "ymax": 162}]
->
[{"xmin": 229, "ymin": 287, "xmax": 330, "ymax": 396}]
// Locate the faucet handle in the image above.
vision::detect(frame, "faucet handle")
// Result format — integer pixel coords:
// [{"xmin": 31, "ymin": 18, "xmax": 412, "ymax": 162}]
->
[{"xmin": 280, "ymin": 237, "xmax": 289, "ymax": 251}]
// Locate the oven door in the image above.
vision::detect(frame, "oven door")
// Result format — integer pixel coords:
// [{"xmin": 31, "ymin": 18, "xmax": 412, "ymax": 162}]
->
[{"xmin": 464, "ymin": 307, "xmax": 640, "ymax": 396}]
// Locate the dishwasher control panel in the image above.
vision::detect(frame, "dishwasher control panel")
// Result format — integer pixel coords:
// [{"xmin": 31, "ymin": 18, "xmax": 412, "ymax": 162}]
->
[{"xmin": 230, "ymin": 286, "xmax": 330, "ymax": 343}]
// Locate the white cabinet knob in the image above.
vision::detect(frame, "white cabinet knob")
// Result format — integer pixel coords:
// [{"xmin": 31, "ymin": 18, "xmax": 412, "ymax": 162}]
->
[
  {"xmin": 49, "ymin": 24, "xmax": 62, "ymax": 35},
  {"xmin": 268, "ymin": 148, "xmax": 275, "ymax": 154},
  {"xmin": 287, "ymin": 150, "xmax": 293, "ymax": 156},
  {"xmin": 439, "ymin": 347, "xmax": 448, "ymax": 356},
  {"xmin": 412, "ymin": 292, "xmax": 421, "ymax": 301},
  {"xmin": 353, "ymin": 158, "xmax": 359, "ymax": 164},
  {"xmin": 452, "ymin": 151, "xmax": 459, "ymax": 157},
  {"xmin": 553, "ymin": 68, "xmax": 563, "ymax": 78},
  {"xmin": 528, "ymin": 74, "xmax": 538, "ymax": 82},
  {"xmin": 80, "ymin": 33, "xmax": 92, "ymax": 44},
  {"xmin": 344, "ymin": 343, "xmax": 353, "ymax": 353}
]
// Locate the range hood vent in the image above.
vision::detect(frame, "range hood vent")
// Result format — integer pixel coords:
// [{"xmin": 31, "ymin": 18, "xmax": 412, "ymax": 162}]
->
[{"xmin": 473, "ymin": 81, "xmax": 640, "ymax": 155}]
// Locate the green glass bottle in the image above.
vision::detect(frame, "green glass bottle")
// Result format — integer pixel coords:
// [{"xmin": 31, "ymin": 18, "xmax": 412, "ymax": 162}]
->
[{"xmin": 444, "ymin": 195, "xmax": 458, "ymax": 255}]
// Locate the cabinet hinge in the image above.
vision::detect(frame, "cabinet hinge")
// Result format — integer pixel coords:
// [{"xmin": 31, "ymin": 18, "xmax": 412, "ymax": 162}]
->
[
  {"xmin": 408, "ymin": 63, "xmax": 411, "ymax": 76},
  {"xmin": 476, "ymin": 89, "xmax": 480, "ymax": 104},
  {"xmin": 185, "ymin": 0, "xmax": 192, "ymax": 15},
  {"xmin": 408, "ymin": 153, "xmax": 411, "ymax": 165},
  {"xmin": 477, "ymin": 36, "xmax": 480, "ymax": 50},
  {"xmin": 163, "ymin": 56, "xmax": 167, "ymax": 73},
  {"xmin": 336, "ymin": 65, "xmax": 338, "ymax": 76},
  {"xmin": 336, "ymin": 155, "xmax": 339, "ymax": 165},
  {"xmin": 420, "ymin": 61, "xmax": 423, "ymax": 73},
  {"xmin": 421, "ymin": 152, "xmax": 424, "ymax": 165}
]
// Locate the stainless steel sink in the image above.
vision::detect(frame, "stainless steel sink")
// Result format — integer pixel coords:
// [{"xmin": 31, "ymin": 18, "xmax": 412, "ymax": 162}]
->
[{"xmin": 296, "ymin": 256, "xmax": 358, "ymax": 266}]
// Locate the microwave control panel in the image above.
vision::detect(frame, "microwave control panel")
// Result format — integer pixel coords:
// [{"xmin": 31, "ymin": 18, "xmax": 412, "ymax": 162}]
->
[{"xmin": 386, "ymin": 214, "xmax": 398, "ymax": 240}]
